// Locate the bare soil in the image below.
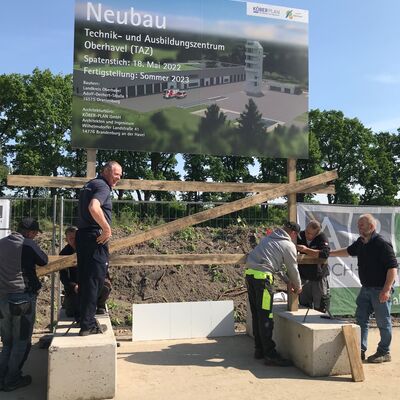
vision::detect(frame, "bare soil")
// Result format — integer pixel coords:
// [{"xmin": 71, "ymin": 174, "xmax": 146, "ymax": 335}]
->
[
  {"xmin": 35, "ymin": 225, "xmax": 400, "ymax": 332},
  {"xmin": 35, "ymin": 225, "xmax": 282, "ymax": 332}
]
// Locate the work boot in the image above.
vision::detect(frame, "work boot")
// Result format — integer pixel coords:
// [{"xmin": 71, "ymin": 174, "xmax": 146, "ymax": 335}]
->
[
  {"xmin": 265, "ymin": 351, "xmax": 293, "ymax": 367},
  {"xmin": 367, "ymin": 351, "xmax": 391, "ymax": 363},
  {"xmin": 3, "ymin": 375, "xmax": 32, "ymax": 392},
  {"xmin": 254, "ymin": 348, "xmax": 264, "ymax": 359},
  {"xmin": 79, "ymin": 321, "xmax": 107, "ymax": 336}
]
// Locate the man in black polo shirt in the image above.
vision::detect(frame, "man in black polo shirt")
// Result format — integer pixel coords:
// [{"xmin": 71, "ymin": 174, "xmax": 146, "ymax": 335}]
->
[
  {"xmin": 76, "ymin": 161, "xmax": 122, "ymax": 336},
  {"xmin": 296, "ymin": 220, "xmax": 330, "ymax": 312},
  {"xmin": 330, "ymin": 213, "xmax": 398, "ymax": 363}
]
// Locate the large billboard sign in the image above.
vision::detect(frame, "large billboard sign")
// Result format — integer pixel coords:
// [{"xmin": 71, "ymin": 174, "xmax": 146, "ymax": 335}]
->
[
  {"xmin": 72, "ymin": 1, "xmax": 309, "ymax": 158},
  {"xmin": 298, "ymin": 204, "xmax": 400, "ymax": 316}
]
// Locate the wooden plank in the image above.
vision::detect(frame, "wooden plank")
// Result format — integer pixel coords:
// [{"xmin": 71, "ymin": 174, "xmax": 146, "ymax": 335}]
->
[
  {"xmin": 86, "ymin": 149, "xmax": 97, "ymax": 178},
  {"xmin": 44, "ymin": 253, "xmax": 322, "ymax": 270},
  {"xmin": 7, "ymin": 175, "xmax": 335, "ymax": 194},
  {"xmin": 342, "ymin": 325, "xmax": 365, "ymax": 382},
  {"xmin": 108, "ymin": 170, "xmax": 337, "ymax": 254},
  {"xmin": 39, "ymin": 170, "xmax": 336, "ymax": 275},
  {"xmin": 287, "ymin": 284, "xmax": 299, "ymax": 311}
]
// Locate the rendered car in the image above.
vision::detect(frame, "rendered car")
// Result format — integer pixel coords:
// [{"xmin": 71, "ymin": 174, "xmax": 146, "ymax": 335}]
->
[
  {"xmin": 163, "ymin": 89, "xmax": 177, "ymax": 98},
  {"xmin": 175, "ymin": 91, "xmax": 187, "ymax": 99},
  {"xmin": 163, "ymin": 89, "xmax": 177, "ymax": 99}
]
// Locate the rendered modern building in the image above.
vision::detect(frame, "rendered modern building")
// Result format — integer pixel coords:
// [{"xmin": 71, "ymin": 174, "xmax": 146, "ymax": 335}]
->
[
  {"xmin": 73, "ymin": 62, "xmax": 245, "ymax": 99},
  {"xmin": 245, "ymin": 40, "xmax": 264, "ymax": 96}
]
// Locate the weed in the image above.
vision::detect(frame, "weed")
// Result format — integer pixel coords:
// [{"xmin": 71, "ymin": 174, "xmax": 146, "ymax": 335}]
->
[
  {"xmin": 111, "ymin": 317, "xmax": 122, "ymax": 326},
  {"xmin": 186, "ymin": 243, "xmax": 197, "ymax": 252},
  {"xmin": 124, "ymin": 314, "xmax": 133, "ymax": 326},
  {"xmin": 175, "ymin": 227, "xmax": 203, "ymax": 242},
  {"xmin": 148, "ymin": 239, "xmax": 161, "ymax": 249},
  {"xmin": 207, "ymin": 265, "xmax": 225, "ymax": 282},
  {"xmin": 107, "ymin": 299, "xmax": 119, "ymax": 310}
]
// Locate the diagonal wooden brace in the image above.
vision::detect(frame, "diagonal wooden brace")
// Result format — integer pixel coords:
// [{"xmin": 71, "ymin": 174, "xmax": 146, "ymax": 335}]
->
[{"xmin": 37, "ymin": 170, "xmax": 337, "ymax": 276}]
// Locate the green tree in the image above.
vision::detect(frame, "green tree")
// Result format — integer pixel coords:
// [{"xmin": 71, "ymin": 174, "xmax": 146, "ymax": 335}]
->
[
  {"xmin": 309, "ymin": 109, "xmax": 374, "ymax": 204},
  {"xmin": 182, "ymin": 154, "xmax": 214, "ymax": 202},
  {"xmin": 0, "ymin": 69, "xmax": 72, "ymax": 196},
  {"xmin": 358, "ymin": 131, "xmax": 400, "ymax": 205},
  {"xmin": 209, "ymin": 156, "xmax": 254, "ymax": 202},
  {"xmin": 296, "ymin": 130, "xmax": 324, "ymax": 202}
]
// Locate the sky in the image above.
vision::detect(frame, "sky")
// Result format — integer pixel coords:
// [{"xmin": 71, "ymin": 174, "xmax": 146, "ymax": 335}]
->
[{"xmin": 1, "ymin": 0, "xmax": 399, "ymax": 134}]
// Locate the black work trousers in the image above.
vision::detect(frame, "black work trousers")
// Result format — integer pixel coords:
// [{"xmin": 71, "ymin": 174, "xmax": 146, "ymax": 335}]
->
[
  {"xmin": 76, "ymin": 229, "xmax": 109, "ymax": 331},
  {"xmin": 245, "ymin": 274, "xmax": 276, "ymax": 357}
]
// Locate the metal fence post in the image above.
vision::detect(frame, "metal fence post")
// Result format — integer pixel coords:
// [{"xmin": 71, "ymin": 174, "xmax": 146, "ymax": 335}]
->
[{"xmin": 50, "ymin": 194, "xmax": 57, "ymax": 329}]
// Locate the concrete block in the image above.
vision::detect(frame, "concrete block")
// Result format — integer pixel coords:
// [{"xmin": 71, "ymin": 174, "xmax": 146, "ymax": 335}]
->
[
  {"xmin": 132, "ymin": 300, "xmax": 234, "ymax": 341},
  {"xmin": 273, "ymin": 303, "xmax": 360, "ymax": 376},
  {"xmin": 48, "ymin": 313, "xmax": 117, "ymax": 400}
]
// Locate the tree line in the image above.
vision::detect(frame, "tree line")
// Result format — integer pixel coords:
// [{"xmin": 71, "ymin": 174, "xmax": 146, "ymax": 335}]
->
[{"xmin": 1, "ymin": 69, "xmax": 399, "ymax": 205}]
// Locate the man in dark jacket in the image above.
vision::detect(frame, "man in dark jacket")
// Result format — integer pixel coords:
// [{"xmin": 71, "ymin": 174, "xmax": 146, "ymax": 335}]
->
[
  {"xmin": 330, "ymin": 214, "xmax": 398, "ymax": 363},
  {"xmin": 296, "ymin": 220, "xmax": 330, "ymax": 312},
  {"xmin": 0, "ymin": 218, "xmax": 48, "ymax": 392}
]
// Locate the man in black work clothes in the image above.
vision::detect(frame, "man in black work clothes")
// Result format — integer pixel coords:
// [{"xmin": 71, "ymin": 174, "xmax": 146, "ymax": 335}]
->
[
  {"xmin": 0, "ymin": 218, "xmax": 48, "ymax": 391},
  {"xmin": 76, "ymin": 161, "xmax": 122, "ymax": 336},
  {"xmin": 59, "ymin": 226, "xmax": 112, "ymax": 319},
  {"xmin": 330, "ymin": 214, "xmax": 398, "ymax": 363},
  {"xmin": 296, "ymin": 220, "xmax": 331, "ymax": 312}
]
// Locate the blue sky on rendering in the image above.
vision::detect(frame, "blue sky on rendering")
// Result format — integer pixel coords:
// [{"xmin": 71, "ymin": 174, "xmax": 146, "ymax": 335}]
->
[{"xmin": 1, "ymin": 0, "xmax": 399, "ymax": 133}]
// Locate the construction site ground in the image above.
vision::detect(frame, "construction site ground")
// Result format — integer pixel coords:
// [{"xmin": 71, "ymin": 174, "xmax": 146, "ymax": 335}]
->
[{"xmin": 2, "ymin": 327, "xmax": 400, "ymax": 400}]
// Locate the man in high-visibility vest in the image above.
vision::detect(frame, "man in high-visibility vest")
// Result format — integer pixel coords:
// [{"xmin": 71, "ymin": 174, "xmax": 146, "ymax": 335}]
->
[{"xmin": 245, "ymin": 221, "xmax": 302, "ymax": 367}]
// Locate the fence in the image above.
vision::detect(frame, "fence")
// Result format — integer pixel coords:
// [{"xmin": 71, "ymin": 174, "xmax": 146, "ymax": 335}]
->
[
  {"xmin": 2, "ymin": 195, "xmax": 287, "ymax": 328},
  {"xmin": 5, "ymin": 196, "xmax": 288, "ymax": 233}
]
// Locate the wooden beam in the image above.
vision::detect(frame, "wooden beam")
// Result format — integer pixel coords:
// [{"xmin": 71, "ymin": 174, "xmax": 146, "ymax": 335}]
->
[
  {"xmin": 342, "ymin": 325, "xmax": 365, "ymax": 382},
  {"xmin": 39, "ymin": 169, "xmax": 336, "ymax": 274},
  {"xmin": 108, "ymin": 170, "xmax": 337, "ymax": 254},
  {"xmin": 287, "ymin": 158, "xmax": 297, "ymax": 311},
  {"xmin": 7, "ymin": 175, "xmax": 335, "ymax": 194},
  {"xmin": 40, "ymin": 254, "xmax": 326, "ymax": 276},
  {"xmin": 86, "ymin": 149, "xmax": 97, "ymax": 178}
]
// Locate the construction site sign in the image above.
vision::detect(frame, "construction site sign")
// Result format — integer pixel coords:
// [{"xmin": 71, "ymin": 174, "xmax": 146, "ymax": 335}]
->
[{"xmin": 72, "ymin": 0, "xmax": 309, "ymax": 158}]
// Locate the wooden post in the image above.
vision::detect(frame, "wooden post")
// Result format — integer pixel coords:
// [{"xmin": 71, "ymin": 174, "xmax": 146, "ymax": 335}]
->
[
  {"xmin": 287, "ymin": 158, "xmax": 297, "ymax": 222},
  {"xmin": 86, "ymin": 149, "xmax": 97, "ymax": 178},
  {"xmin": 287, "ymin": 158, "xmax": 298, "ymax": 311}
]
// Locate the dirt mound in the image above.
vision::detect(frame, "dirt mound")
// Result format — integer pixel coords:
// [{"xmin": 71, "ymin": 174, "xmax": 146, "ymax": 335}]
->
[{"xmin": 36, "ymin": 225, "xmax": 285, "ymax": 332}]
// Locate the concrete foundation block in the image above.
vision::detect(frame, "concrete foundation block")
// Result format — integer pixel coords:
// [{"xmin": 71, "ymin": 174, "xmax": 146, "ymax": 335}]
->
[
  {"xmin": 273, "ymin": 303, "xmax": 360, "ymax": 376},
  {"xmin": 246, "ymin": 302, "xmax": 360, "ymax": 376},
  {"xmin": 48, "ymin": 313, "xmax": 116, "ymax": 400}
]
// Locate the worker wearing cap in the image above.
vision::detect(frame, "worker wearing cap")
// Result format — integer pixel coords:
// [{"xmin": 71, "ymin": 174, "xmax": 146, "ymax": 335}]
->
[
  {"xmin": 245, "ymin": 221, "xmax": 302, "ymax": 367},
  {"xmin": 0, "ymin": 218, "xmax": 48, "ymax": 392}
]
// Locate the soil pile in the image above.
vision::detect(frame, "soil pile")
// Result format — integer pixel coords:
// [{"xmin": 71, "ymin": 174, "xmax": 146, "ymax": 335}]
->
[{"xmin": 35, "ymin": 225, "xmax": 286, "ymax": 332}]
